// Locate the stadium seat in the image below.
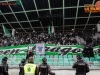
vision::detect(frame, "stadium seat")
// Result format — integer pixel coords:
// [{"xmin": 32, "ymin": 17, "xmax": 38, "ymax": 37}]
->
[
  {"xmin": 93, "ymin": 61, "xmax": 100, "ymax": 66},
  {"xmin": 47, "ymin": 58, "xmax": 53, "ymax": 65},
  {"xmin": 90, "ymin": 57, "xmax": 96, "ymax": 62},
  {"xmin": 53, "ymin": 61, "xmax": 58, "ymax": 66},
  {"xmin": 64, "ymin": 59, "xmax": 69, "ymax": 66},
  {"xmin": 59, "ymin": 55, "xmax": 63, "ymax": 58},
  {"xmin": 63, "ymin": 55, "xmax": 67, "ymax": 58},
  {"xmin": 58, "ymin": 61, "xmax": 63, "ymax": 66},
  {"xmin": 46, "ymin": 55, "xmax": 49, "ymax": 58},
  {"xmin": 64, "ymin": 58, "xmax": 68, "ymax": 61},
  {"xmin": 54, "ymin": 55, "xmax": 58, "ymax": 58},
  {"xmin": 68, "ymin": 58, "xmax": 73, "ymax": 61},
  {"xmin": 96, "ymin": 57, "xmax": 100, "ymax": 62},
  {"xmin": 40, "ymin": 55, "xmax": 45, "ymax": 58},
  {"xmin": 34, "ymin": 58, "xmax": 38, "ymax": 64},
  {"xmin": 83, "ymin": 57, "xmax": 89, "ymax": 62},
  {"xmin": 48, "ymin": 58, "xmax": 53, "ymax": 62},
  {"xmin": 36, "ymin": 55, "xmax": 40, "ymax": 58},
  {"xmin": 67, "ymin": 55, "xmax": 73, "ymax": 58},
  {"xmin": 58, "ymin": 58, "xmax": 63, "ymax": 66},
  {"xmin": 21, "ymin": 55, "xmax": 25, "ymax": 58},
  {"xmin": 69, "ymin": 61, "xmax": 74, "ymax": 66}
]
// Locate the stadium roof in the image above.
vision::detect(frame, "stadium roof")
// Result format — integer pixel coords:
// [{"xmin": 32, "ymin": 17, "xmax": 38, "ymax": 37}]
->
[{"xmin": 0, "ymin": 0, "xmax": 100, "ymax": 33}]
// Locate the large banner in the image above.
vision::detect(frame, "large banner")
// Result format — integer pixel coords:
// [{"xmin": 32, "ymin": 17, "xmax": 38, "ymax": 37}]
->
[
  {"xmin": 0, "ymin": 44, "xmax": 100, "ymax": 55},
  {"xmin": 36, "ymin": 43, "xmax": 45, "ymax": 55}
]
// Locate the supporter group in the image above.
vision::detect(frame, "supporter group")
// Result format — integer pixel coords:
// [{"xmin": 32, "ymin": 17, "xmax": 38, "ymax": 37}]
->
[{"xmin": 0, "ymin": 32, "xmax": 100, "ymax": 47}]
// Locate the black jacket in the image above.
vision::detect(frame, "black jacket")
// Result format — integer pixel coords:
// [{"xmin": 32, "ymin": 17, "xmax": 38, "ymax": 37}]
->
[
  {"xmin": 1, "ymin": 62, "xmax": 9, "ymax": 75},
  {"xmin": 72, "ymin": 61, "xmax": 90, "ymax": 75},
  {"xmin": 19, "ymin": 63, "xmax": 25, "ymax": 75},
  {"xmin": 0, "ymin": 64, "xmax": 3, "ymax": 75},
  {"xmin": 39, "ymin": 63, "xmax": 53, "ymax": 75}
]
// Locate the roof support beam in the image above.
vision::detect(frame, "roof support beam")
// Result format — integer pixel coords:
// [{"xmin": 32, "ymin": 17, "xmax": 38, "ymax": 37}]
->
[
  {"xmin": 0, "ymin": 11, "xmax": 13, "ymax": 29},
  {"xmin": 33, "ymin": 0, "xmax": 45, "ymax": 33},
  {"xmin": 83, "ymin": 0, "xmax": 95, "ymax": 31},
  {"xmin": 65, "ymin": 16, "xmax": 100, "ymax": 19},
  {"xmin": 19, "ymin": 0, "xmax": 35, "ymax": 31},
  {"xmin": 0, "ymin": 6, "xmax": 85, "ymax": 15},
  {"xmin": 48, "ymin": 0, "xmax": 54, "ymax": 27},
  {"xmin": 0, "ymin": 20, "xmax": 38, "ymax": 24},
  {"xmin": 6, "ymin": 0, "xmax": 27, "ymax": 33},
  {"xmin": 63, "ymin": 0, "xmax": 65, "ymax": 32},
  {"xmin": 74, "ymin": 0, "xmax": 80, "ymax": 30}
]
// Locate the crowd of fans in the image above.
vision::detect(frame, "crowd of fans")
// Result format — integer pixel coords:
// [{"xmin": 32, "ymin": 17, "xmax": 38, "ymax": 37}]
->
[{"xmin": 0, "ymin": 32, "xmax": 100, "ymax": 47}]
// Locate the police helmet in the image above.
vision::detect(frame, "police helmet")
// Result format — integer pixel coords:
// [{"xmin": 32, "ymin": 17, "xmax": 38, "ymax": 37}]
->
[
  {"xmin": 42, "ymin": 57, "xmax": 47, "ymax": 63},
  {"xmin": 4, "ymin": 57, "xmax": 8, "ymax": 60},
  {"xmin": 2, "ymin": 58, "xmax": 7, "ymax": 62},
  {"xmin": 77, "ymin": 55, "xmax": 83, "ymax": 61}
]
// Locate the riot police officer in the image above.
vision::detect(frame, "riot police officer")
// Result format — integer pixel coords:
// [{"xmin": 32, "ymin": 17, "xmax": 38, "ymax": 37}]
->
[
  {"xmin": 39, "ymin": 57, "xmax": 55, "ymax": 75},
  {"xmin": 1, "ymin": 57, "xmax": 9, "ymax": 75},
  {"xmin": 19, "ymin": 59, "xmax": 26, "ymax": 75},
  {"xmin": 72, "ymin": 56, "xmax": 90, "ymax": 75},
  {"xmin": 0, "ymin": 60, "xmax": 3, "ymax": 75}
]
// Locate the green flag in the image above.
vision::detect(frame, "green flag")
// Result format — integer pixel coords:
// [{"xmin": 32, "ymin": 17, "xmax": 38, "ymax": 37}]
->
[
  {"xmin": 48, "ymin": 25, "xmax": 51, "ymax": 34},
  {"xmin": 3, "ymin": 25, "xmax": 11, "ymax": 37},
  {"xmin": 16, "ymin": 1, "xmax": 21, "ymax": 5}
]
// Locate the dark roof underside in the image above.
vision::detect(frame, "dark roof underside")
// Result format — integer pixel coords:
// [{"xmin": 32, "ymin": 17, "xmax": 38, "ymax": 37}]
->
[{"xmin": 0, "ymin": 0, "xmax": 100, "ymax": 33}]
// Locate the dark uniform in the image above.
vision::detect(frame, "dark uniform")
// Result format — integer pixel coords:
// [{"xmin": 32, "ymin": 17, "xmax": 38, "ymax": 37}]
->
[
  {"xmin": 39, "ymin": 58, "xmax": 55, "ymax": 75},
  {"xmin": 0, "ymin": 63, "xmax": 3, "ymax": 75},
  {"xmin": 72, "ymin": 56, "xmax": 90, "ymax": 75},
  {"xmin": 19, "ymin": 59, "xmax": 26, "ymax": 75},
  {"xmin": 1, "ymin": 57, "xmax": 9, "ymax": 75}
]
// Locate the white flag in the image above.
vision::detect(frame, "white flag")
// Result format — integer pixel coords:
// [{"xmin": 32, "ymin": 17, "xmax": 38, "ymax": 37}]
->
[
  {"xmin": 97, "ymin": 24, "xmax": 100, "ymax": 32},
  {"xmin": 12, "ymin": 29, "xmax": 15, "ymax": 36},
  {"xmin": 51, "ymin": 26, "xmax": 55, "ymax": 33},
  {"xmin": 36, "ymin": 43, "xmax": 45, "ymax": 55}
]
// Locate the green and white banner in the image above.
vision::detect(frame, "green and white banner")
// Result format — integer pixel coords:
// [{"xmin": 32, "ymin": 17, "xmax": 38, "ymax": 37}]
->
[{"xmin": 0, "ymin": 44, "xmax": 100, "ymax": 55}]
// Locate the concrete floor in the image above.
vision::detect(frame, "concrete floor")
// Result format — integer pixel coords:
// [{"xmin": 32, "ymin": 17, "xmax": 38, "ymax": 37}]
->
[{"xmin": 9, "ymin": 69, "xmax": 100, "ymax": 75}]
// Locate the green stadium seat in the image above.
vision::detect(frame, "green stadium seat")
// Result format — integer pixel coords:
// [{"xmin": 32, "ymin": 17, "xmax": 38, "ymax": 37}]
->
[
  {"xmin": 58, "ymin": 61, "xmax": 63, "ymax": 66},
  {"xmin": 96, "ymin": 57, "xmax": 100, "ymax": 62},
  {"xmin": 41, "ymin": 55, "xmax": 45, "ymax": 58},
  {"xmin": 46, "ymin": 55, "xmax": 49, "ymax": 58},
  {"xmin": 64, "ymin": 58, "xmax": 68, "ymax": 61},
  {"xmin": 67, "ymin": 55, "xmax": 72, "ymax": 58},
  {"xmin": 59, "ymin": 55, "xmax": 63, "ymax": 58},
  {"xmin": 90, "ymin": 57, "xmax": 96, "ymax": 62},
  {"xmin": 64, "ymin": 59, "xmax": 69, "ymax": 66},
  {"xmin": 69, "ymin": 61, "xmax": 74, "ymax": 66},
  {"xmin": 48, "ymin": 61, "xmax": 53, "ymax": 65},
  {"xmin": 63, "ymin": 55, "xmax": 67, "ymax": 58},
  {"xmin": 68, "ymin": 58, "xmax": 73, "ymax": 61},
  {"xmin": 47, "ymin": 58, "xmax": 53, "ymax": 65},
  {"xmin": 36, "ymin": 55, "xmax": 40, "ymax": 58},
  {"xmin": 54, "ymin": 55, "xmax": 58, "ymax": 58},
  {"xmin": 59, "ymin": 58, "xmax": 63, "ymax": 61},
  {"xmin": 34, "ymin": 58, "xmax": 38, "ymax": 64},
  {"xmin": 48, "ymin": 58, "xmax": 53, "ymax": 62},
  {"xmin": 21, "ymin": 55, "xmax": 25, "ymax": 58},
  {"xmin": 52, "ymin": 58, "xmax": 58, "ymax": 66},
  {"xmin": 93, "ymin": 61, "xmax": 100, "ymax": 66},
  {"xmin": 84, "ymin": 57, "xmax": 89, "ymax": 62}
]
